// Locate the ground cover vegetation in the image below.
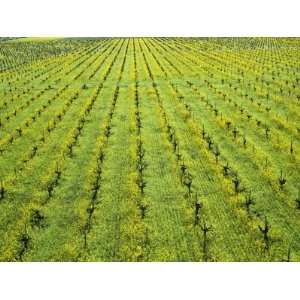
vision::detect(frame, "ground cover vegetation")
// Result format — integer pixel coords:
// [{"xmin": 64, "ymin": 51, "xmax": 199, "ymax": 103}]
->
[{"xmin": 0, "ymin": 37, "xmax": 299, "ymax": 261}]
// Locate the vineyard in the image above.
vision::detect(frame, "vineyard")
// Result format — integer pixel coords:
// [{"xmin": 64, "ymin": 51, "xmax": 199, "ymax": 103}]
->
[{"xmin": 0, "ymin": 37, "xmax": 299, "ymax": 262}]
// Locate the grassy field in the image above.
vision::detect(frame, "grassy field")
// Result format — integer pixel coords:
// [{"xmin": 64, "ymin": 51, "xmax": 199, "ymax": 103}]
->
[{"xmin": 0, "ymin": 37, "xmax": 299, "ymax": 261}]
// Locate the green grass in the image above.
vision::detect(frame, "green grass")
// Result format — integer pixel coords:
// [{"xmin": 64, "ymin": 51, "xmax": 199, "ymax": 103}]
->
[
  {"xmin": 0, "ymin": 37, "xmax": 299, "ymax": 261},
  {"xmin": 7, "ymin": 37, "xmax": 63, "ymax": 43}
]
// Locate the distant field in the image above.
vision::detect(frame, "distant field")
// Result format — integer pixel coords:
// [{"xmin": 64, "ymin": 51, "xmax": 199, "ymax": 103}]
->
[
  {"xmin": 7, "ymin": 37, "xmax": 63, "ymax": 43},
  {"xmin": 0, "ymin": 37, "xmax": 299, "ymax": 261}
]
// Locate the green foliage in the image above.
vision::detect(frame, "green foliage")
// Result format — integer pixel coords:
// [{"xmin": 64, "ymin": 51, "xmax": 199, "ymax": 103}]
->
[{"xmin": 0, "ymin": 37, "xmax": 299, "ymax": 262}]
